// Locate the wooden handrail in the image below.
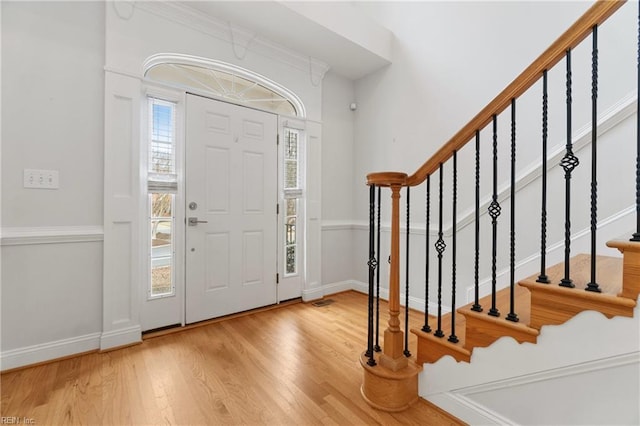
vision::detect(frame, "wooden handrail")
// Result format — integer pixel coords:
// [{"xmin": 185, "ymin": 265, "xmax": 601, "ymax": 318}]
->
[{"xmin": 367, "ymin": 0, "xmax": 626, "ymax": 188}]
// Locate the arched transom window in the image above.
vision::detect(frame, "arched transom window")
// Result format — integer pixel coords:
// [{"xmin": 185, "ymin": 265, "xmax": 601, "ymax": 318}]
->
[{"xmin": 144, "ymin": 55, "xmax": 304, "ymax": 117}]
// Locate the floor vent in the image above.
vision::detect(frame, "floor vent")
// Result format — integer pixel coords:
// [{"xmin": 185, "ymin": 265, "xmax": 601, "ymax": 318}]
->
[{"xmin": 312, "ymin": 299, "xmax": 334, "ymax": 307}]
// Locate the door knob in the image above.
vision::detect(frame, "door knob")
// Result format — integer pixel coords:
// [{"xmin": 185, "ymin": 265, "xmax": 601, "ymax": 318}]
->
[{"xmin": 188, "ymin": 217, "xmax": 208, "ymax": 226}]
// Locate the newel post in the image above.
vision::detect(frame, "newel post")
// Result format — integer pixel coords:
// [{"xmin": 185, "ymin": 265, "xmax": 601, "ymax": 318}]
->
[
  {"xmin": 382, "ymin": 183, "xmax": 407, "ymax": 367},
  {"xmin": 360, "ymin": 172, "xmax": 422, "ymax": 412}
]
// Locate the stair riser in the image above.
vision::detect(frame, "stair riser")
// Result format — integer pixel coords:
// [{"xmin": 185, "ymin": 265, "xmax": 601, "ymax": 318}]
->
[
  {"xmin": 621, "ymin": 251, "xmax": 640, "ymax": 301},
  {"xmin": 414, "ymin": 332, "xmax": 471, "ymax": 364},
  {"xmin": 529, "ymin": 290, "xmax": 635, "ymax": 329},
  {"xmin": 463, "ymin": 316, "xmax": 538, "ymax": 350}
]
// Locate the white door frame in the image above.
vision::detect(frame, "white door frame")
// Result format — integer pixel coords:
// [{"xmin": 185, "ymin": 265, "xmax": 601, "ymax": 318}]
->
[
  {"xmin": 139, "ymin": 82, "xmax": 315, "ymax": 330},
  {"xmin": 140, "ymin": 85, "xmax": 186, "ymax": 332}
]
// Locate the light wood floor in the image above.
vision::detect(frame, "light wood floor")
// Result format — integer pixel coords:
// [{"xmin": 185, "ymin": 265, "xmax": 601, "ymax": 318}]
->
[{"xmin": 1, "ymin": 291, "xmax": 464, "ymax": 425}]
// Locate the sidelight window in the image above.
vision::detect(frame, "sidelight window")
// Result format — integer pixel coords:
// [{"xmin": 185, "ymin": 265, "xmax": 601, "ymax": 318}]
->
[
  {"xmin": 148, "ymin": 97, "xmax": 177, "ymax": 298},
  {"xmin": 283, "ymin": 128, "xmax": 302, "ymax": 276}
]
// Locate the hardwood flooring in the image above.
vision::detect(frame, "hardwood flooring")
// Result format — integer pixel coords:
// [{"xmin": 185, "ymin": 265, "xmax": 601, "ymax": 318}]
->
[{"xmin": 1, "ymin": 291, "xmax": 464, "ymax": 425}]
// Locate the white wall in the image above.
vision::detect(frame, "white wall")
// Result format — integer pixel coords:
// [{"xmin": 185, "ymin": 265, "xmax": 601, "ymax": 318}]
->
[
  {"xmin": 1, "ymin": 2, "xmax": 105, "ymax": 366},
  {"xmin": 350, "ymin": 0, "xmax": 638, "ymax": 299},
  {"xmin": 422, "ymin": 304, "xmax": 640, "ymax": 425},
  {"xmin": 352, "ymin": 0, "xmax": 636, "ymax": 222},
  {"xmin": 348, "ymin": 3, "xmax": 640, "ymax": 423}
]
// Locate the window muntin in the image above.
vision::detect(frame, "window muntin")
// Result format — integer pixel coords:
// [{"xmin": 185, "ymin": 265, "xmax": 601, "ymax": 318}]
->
[
  {"xmin": 146, "ymin": 63, "xmax": 297, "ymax": 116},
  {"xmin": 148, "ymin": 97, "xmax": 177, "ymax": 298}
]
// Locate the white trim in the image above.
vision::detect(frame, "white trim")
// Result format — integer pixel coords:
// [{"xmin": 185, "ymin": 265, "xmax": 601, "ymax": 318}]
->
[
  {"xmin": 458, "ymin": 351, "xmax": 640, "ymax": 397},
  {"xmin": 0, "ymin": 226, "xmax": 104, "ymax": 246},
  {"xmin": 465, "ymin": 204, "xmax": 634, "ymax": 305},
  {"xmin": 322, "ymin": 280, "xmax": 358, "ymax": 296},
  {"xmin": 99, "ymin": 326, "xmax": 142, "ymax": 351},
  {"xmin": 142, "ymin": 54, "xmax": 307, "ymax": 118},
  {"xmin": 426, "ymin": 392, "xmax": 516, "ymax": 426},
  {"xmin": 104, "ymin": 66, "xmax": 143, "ymax": 81},
  {"xmin": 350, "ymin": 280, "xmax": 451, "ymax": 315},
  {"xmin": 341, "ymin": 92, "xmax": 637, "ymax": 239},
  {"xmin": 330, "ymin": 220, "xmax": 439, "ymax": 237},
  {"xmin": 452, "ymin": 90, "xmax": 637, "ymax": 235},
  {"xmin": 134, "ymin": 2, "xmax": 330, "ymax": 85},
  {"xmin": 426, "ymin": 351, "xmax": 640, "ymax": 425},
  {"xmin": 0, "ymin": 332, "xmax": 101, "ymax": 372},
  {"xmin": 321, "ymin": 220, "xmax": 356, "ymax": 231},
  {"xmin": 302, "ymin": 286, "xmax": 324, "ymax": 302}
]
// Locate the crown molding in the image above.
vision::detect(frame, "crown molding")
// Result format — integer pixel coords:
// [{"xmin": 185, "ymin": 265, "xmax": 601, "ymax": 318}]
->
[{"xmin": 133, "ymin": 1, "xmax": 330, "ymax": 82}]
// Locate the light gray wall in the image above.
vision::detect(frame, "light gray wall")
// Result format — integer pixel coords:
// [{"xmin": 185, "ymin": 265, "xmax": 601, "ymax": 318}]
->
[
  {"xmin": 2, "ymin": 1, "xmax": 104, "ymax": 227},
  {"xmin": 321, "ymin": 71, "xmax": 356, "ymax": 286},
  {"xmin": 321, "ymin": 71, "xmax": 356, "ymax": 222},
  {"xmin": 1, "ymin": 2, "xmax": 105, "ymax": 354}
]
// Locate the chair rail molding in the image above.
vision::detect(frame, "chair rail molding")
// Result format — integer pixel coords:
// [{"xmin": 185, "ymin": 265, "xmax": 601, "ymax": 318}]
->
[{"xmin": 0, "ymin": 226, "xmax": 104, "ymax": 246}]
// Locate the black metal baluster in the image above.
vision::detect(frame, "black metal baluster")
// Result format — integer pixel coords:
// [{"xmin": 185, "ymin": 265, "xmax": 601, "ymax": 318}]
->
[
  {"xmin": 537, "ymin": 70, "xmax": 551, "ymax": 284},
  {"xmin": 488, "ymin": 115, "xmax": 501, "ymax": 317},
  {"xmin": 632, "ymin": 3, "xmax": 640, "ymax": 242},
  {"xmin": 560, "ymin": 49, "xmax": 579, "ymax": 288},
  {"xmin": 374, "ymin": 186, "xmax": 382, "ymax": 350},
  {"xmin": 449, "ymin": 151, "xmax": 459, "ymax": 342},
  {"xmin": 404, "ymin": 187, "xmax": 412, "ymax": 356},
  {"xmin": 472, "ymin": 131, "xmax": 483, "ymax": 312},
  {"xmin": 507, "ymin": 99, "xmax": 519, "ymax": 322},
  {"xmin": 435, "ymin": 164, "xmax": 446, "ymax": 338},
  {"xmin": 587, "ymin": 26, "xmax": 602, "ymax": 293},
  {"xmin": 422, "ymin": 176, "xmax": 432, "ymax": 332},
  {"xmin": 366, "ymin": 184, "xmax": 377, "ymax": 365}
]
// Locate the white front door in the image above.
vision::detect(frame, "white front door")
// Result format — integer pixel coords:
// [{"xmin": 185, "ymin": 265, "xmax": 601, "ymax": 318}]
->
[{"xmin": 185, "ymin": 94, "xmax": 278, "ymax": 324}]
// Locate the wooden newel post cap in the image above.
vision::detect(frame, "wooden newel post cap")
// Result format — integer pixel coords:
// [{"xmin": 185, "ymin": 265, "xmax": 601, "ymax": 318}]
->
[{"xmin": 366, "ymin": 172, "xmax": 408, "ymax": 187}]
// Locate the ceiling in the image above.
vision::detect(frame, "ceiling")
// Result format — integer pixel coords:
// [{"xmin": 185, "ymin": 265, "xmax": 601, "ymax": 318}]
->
[{"xmin": 180, "ymin": 1, "xmax": 393, "ymax": 80}]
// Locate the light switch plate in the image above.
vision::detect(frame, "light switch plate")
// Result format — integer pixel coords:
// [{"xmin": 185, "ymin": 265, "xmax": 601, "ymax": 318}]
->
[{"xmin": 24, "ymin": 169, "xmax": 59, "ymax": 189}]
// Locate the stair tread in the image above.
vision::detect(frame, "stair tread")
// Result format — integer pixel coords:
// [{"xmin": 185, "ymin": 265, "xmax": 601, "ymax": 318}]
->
[
  {"xmin": 459, "ymin": 305, "xmax": 538, "ymax": 335},
  {"xmin": 412, "ymin": 328, "xmax": 471, "ymax": 356},
  {"xmin": 606, "ymin": 238, "xmax": 640, "ymax": 252},
  {"xmin": 413, "ymin": 280, "xmax": 533, "ymax": 359},
  {"xmin": 459, "ymin": 283, "xmax": 532, "ymax": 325},
  {"xmin": 519, "ymin": 254, "xmax": 623, "ymax": 296}
]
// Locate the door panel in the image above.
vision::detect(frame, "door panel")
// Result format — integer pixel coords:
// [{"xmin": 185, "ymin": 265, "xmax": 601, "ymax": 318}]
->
[{"xmin": 185, "ymin": 94, "xmax": 277, "ymax": 323}]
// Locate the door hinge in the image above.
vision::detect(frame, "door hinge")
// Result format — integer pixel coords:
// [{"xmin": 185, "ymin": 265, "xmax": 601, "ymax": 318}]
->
[
  {"xmin": 276, "ymin": 273, "xmax": 280, "ymax": 284},
  {"xmin": 277, "ymin": 134, "xmax": 280, "ymax": 145},
  {"xmin": 277, "ymin": 203, "xmax": 280, "ymax": 215}
]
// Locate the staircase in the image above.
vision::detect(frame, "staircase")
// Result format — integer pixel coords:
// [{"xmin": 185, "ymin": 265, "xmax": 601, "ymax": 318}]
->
[
  {"xmin": 412, "ymin": 250, "xmax": 639, "ymax": 366},
  {"xmin": 359, "ymin": 0, "xmax": 640, "ymax": 419}
]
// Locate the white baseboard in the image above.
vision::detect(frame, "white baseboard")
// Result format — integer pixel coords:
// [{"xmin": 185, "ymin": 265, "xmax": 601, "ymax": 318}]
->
[
  {"xmin": 302, "ymin": 286, "xmax": 325, "ymax": 302},
  {"xmin": 426, "ymin": 392, "xmax": 515, "ymax": 425},
  {"xmin": 0, "ymin": 332, "xmax": 101, "ymax": 371},
  {"xmin": 100, "ymin": 326, "xmax": 142, "ymax": 351},
  {"xmin": 329, "ymin": 280, "xmax": 451, "ymax": 315},
  {"xmin": 322, "ymin": 280, "xmax": 356, "ymax": 295}
]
